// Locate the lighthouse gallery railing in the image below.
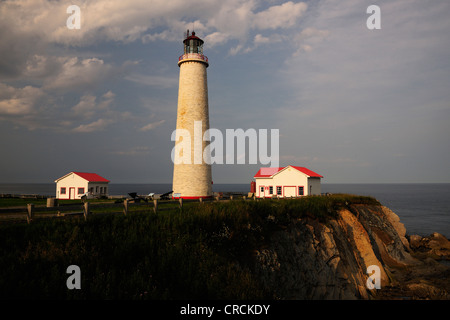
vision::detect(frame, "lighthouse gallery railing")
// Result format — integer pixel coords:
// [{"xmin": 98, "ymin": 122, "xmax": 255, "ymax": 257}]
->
[{"xmin": 178, "ymin": 53, "xmax": 208, "ymax": 63}]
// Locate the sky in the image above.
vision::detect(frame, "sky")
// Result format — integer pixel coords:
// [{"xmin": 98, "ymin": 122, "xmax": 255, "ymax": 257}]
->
[{"xmin": 0, "ymin": 0, "xmax": 449, "ymax": 184}]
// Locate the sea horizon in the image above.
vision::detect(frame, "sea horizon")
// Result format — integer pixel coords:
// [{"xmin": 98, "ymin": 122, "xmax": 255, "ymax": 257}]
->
[{"xmin": 1, "ymin": 182, "xmax": 449, "ymax": 238}]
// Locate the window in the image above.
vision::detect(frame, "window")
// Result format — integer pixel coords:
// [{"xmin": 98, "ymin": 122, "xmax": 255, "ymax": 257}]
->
[
  {"xmin": 298, "ymin": 186, "xmax": 304, "ymax": 196},
  {"xmin": 269, "ymin": 186, "xmax": 273, "ymax": 194},
  {"xmin": 260, "ymin": 186, "xmax": 264, "ymax": 193},
  {"xmin": 276, "ymin": 186, "xmax": 282, "ymax": 195},
  {"xmin": 78, "ymin": 188, "xmax": 84, "ymax": 195},
  {"xmin": 60, "ymin": 187, "xmax": 66, "ymax": 195}
]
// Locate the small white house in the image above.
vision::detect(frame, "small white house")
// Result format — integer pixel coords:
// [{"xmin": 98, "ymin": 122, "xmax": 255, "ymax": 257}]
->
[
  {"xmin": 253, "ymin": 165, "xmax": 323, "ymax": 198},
  {"xmin": 54, "ymin": 172, "xmax": 110, "ymax": 200}
]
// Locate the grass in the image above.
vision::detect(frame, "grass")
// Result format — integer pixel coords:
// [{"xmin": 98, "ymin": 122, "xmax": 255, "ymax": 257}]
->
[
  {"xmin": 0, "ymin": 198, "xmax": 48, "ymax": 207},
  {"xmin": 0, "ymin": 197, "xmax": 116, "ymax": 208},
  {"xmin": 0, "ymin": 194, "xmax": 379, "ymax": 299}
]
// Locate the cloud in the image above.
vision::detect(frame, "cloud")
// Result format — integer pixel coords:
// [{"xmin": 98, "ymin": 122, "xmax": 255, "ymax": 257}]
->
[
  {"xmin": 203, "ymin": 1, "xmax": 308, "ymax": 54},
  {"xmin": 273, "ymin": 0, "xmax": 450, "ymax": 182},
  {"xmin": 69, "ymin": 91, "xmax": 124, "ymax": 132},
  {"xmin": 253, "ymin": 34, "xmax": 271, "ymax": 45},
  {"xmin": 110, "ymin": 146, "xmax": 150, "ymax": 156},
  {"xmin": 291, "ymin": 27, "xmax": 330, "ymax": 55},
  {"xmin": 0, "ymin": 83, "xmax": 57, "ymax": 130},
  {"xmin": 0, "ymin": 1, "xmax": 309, "ymax": 76},
  {"xmin": 0, "ymin": 0, "xmax": 309, "ymax": 52},
  {"xmin": 72, "ymin": 118, "xmax": 114, "ymax": 133},
  {"xmin": 252, "ymin": 1, "xmax": 307, "ymax": 30},
  {"xmin": 71, "ymin": 94, "xmax": 97, "ymax": 118},
  {"xmin": 72, "ymin": 91, "xmax": 114, "ymax": 119},
  {"xmin": 0, "ymin": 85, "xmax": 119, "ymax": 131},
  {"xmin": 0, "ymin": 2, "xmax": 48, "ymax": 79},
  {"xmin": 140, "ymin": 120, "xmax": 166, "ymax": 132},
  {"xmin": 0, "ymin": 0, "xmax": 215, "ymax": 47},
  {"xmin": 204, "ymin": 31, "xmax": 231, "ymax": 47},
  {"xmin": 42, "ymin": 57, "xmax": 115, "ymax": 92},
  {"xmin": 0, "ymin": 84, "xmax": 45, "ymax": 115}
]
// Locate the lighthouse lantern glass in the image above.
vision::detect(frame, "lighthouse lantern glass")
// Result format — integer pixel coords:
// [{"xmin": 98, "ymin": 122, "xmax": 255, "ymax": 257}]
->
[{"xmin": 184, "ymin": 38, "xmax": 203, "ymax": 55}]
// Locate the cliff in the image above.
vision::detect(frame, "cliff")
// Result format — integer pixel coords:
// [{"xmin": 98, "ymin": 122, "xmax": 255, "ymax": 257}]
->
[
  {"xmin": 250, "ymin": 203, "xmax": 450, "ymax": 299},
  {"xmin": 0, "ymin": 195, "xmax": 448, "ymax": 299}
]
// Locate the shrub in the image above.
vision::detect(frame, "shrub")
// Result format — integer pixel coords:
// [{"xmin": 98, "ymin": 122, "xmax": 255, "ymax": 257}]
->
[{"xmin": 0, "ymin": 194, "xmax": 379, "ymax": 299}]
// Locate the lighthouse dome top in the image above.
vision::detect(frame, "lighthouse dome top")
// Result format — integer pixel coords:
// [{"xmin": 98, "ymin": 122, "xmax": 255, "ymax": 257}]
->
[
  {"xmin": 183, "ymin": 31, "xmax": 204, "ymax": 45},
  {"xmin": 179, "ymin": 30, "xmax": 208, "ymax": 67}
]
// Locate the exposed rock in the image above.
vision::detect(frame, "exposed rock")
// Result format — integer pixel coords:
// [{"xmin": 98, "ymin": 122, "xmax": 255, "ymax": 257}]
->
[
  {"xmin": 251, "ymin": 203, "xmax": 450, "ymax": 300},
  {"xmin": 408, "ymin": 232, "xmax": 450, "ymax": 260},
  {"xmin": 381, "ymin": 206, "xmax": 410, "ymax": 250},
  {"xmin": 409, "ymin": 234, "xmax": 423, "ymax": 249},
  {"xmin": 406, "ymin": 282, "xmax": 447, "ymax": 300}
]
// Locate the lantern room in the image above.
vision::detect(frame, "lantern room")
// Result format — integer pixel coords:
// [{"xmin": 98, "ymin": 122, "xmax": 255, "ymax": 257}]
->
[
  {"xmin": 183, "ymin": 30, "xmax": 204, "ymax": 54},
  {"xmin": 178, "ymin": 30, "xmax": 208, "ymax": 67}
]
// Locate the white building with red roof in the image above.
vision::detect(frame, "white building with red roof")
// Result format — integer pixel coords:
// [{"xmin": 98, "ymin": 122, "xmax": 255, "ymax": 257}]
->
[
  {"xmin": 253, "ymin": 165, "xmax": 323, "ymax": 198},
  {"xmin": 54, "ymin": 172, "xmax": 110, "ymax": 200}
]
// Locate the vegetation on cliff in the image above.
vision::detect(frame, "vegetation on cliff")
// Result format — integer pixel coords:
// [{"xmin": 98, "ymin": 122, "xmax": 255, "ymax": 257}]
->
[{"xmin": 0, "ymin": 194, "xmax": 379, "ymax": 299}]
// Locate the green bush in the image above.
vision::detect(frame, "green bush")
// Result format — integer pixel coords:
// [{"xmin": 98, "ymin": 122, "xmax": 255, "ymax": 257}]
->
[{"xmin": 0, "ymin": 194, "xmax": 379, "ymax": 299}]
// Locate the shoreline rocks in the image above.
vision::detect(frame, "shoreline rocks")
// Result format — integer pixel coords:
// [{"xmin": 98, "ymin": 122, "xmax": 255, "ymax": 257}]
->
[
  {"xmin": 251, "ymin": 203, "xmax": 450, "ymax": 300},
  {"xmin": 408, "ymin": 232, "xmax": 450, "ymax": 261}
]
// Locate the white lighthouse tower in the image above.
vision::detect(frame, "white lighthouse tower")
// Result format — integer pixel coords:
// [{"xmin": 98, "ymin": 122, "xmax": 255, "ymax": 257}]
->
[{"xmin": 172, "ymin": 30, "xmax": 213, "ymax": 199}]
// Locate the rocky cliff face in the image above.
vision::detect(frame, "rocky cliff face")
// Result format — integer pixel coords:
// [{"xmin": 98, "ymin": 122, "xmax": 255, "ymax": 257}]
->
[{"xmin": 251, "ymin": 204, "xmax": 450, "ymax": 299}]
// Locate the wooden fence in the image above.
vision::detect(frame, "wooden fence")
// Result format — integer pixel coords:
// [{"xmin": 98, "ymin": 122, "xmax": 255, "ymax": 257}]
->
[{"xmin": 0, "ymin": 194, "xmax": 253, "ymax": 224}]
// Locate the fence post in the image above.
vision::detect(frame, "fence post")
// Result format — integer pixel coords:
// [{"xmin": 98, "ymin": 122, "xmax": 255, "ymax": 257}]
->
[
  {"xmin": 27, "ymin": 203, "xmax": 34, "ymax": 224},
  {"xmin": 230, "ymin": 195, "xmax": 233, "ymax": 201},
  {"xmin": 123, "ymin": 199, "xmax": 129, "ymax": 215},
  {"xmin": 243, "ymin": 196, "xmax": 246, "ymax": 201},
  {"xmin": 179, "ymin": 198, "xmax": 183, "ymax": 210},
  {"xmin": 153, "ymin": 199, "xmax": 158, "ymax": 213},
  {"xmin": 199, "ymin": 197, "xmax": 203, "ymax": 204},
  {"xmin": 83, "ymin": 202, "xmax": 90, "ymax": 220}
]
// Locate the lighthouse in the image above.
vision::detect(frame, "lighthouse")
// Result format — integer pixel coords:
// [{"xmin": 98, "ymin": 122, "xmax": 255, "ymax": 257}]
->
[{"xmin": 172, "ymin": 30, "xmax": 213, "ymax": 199}]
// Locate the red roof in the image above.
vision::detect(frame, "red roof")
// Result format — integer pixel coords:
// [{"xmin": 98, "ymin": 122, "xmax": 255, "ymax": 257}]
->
[
  {"xmin": 254, "ymin": 165, "xmax": 323, "ymax": 178},
  {"xmin": 254, "ymin": 167, "xmax": 284, "ymax": 178},
  {"xmin": 183, "ymin": 31, "xmax": 204, "ymax": 44},
  {"xmin": 73, "ymin": 172, "xmax": 110, "ymax": 182},
  {"xmin": 290, "ymin": 166, "xmax": 323, "ymax": 178}
]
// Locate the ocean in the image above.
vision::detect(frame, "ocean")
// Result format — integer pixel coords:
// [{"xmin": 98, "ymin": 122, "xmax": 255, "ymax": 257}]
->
[{"xmin": 0, "ymin": 183, "xmax": 448, "ymax": 238}]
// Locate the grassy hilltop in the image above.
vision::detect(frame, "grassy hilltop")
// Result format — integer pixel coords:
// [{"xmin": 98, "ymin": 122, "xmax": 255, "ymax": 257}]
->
[{"xmin": 0, "ymin": 195, "xmax": 379, "ymax": 299}]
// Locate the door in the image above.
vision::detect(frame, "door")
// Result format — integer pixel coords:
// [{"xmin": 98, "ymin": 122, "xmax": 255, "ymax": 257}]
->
[
  {"xmin": 69, "ymin": 187, "xmax": 76, "ymax": 200},
  {"xmin": 259, "ymin": 185, "xmax": 264, "ymax": 198},
  {"xmin": 284, "ymin": 186, "xmax": 296, "ymax": 198}
]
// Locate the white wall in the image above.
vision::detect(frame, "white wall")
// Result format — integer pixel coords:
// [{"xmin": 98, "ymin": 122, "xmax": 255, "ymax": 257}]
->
[
  {"xmin": 255, "ymin": 167, "xmax": 321, "ymax": 198},
  {"xmin": 55, "ymin": 173, "xmax": 89, "ymax": 199},
  {"xmin": 308, "ymin": 177, "xmax": 321, "ymax": 196}
]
